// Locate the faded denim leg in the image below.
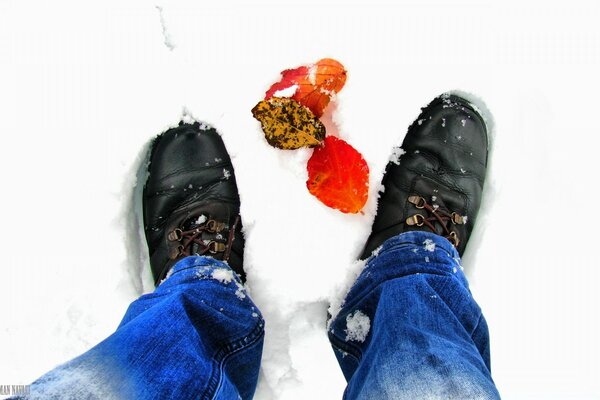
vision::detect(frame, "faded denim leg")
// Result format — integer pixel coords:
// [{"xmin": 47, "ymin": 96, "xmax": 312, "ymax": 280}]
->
[
  {"xmin": 21, "ymin": 257, "xmax": 264, "ymax": 400},
  {"xmin": 329, "ymin": 231, "xmax": 500, "ymax": 400}
]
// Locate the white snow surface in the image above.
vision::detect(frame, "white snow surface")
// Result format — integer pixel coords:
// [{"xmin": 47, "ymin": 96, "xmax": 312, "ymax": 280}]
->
[{"xmin": 1, "ymin": 1, "xmax": 600, "ymax": 399}]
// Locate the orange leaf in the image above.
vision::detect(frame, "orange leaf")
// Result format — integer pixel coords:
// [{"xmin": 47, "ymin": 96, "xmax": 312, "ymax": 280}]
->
[
  {"xmin": 306, "ymin": 136, "xmax": 369, "ymax": 214},
  {"xmin": 265, "ymin": 58, "xmax": 347, "ymax": 117}
]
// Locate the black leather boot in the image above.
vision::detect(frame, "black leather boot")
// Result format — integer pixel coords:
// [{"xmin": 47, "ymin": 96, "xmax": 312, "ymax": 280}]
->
[
  {"xmin": 360, "ymin": 94, "xmax": 489, "ymax": 259},
  {"xmin": 143, "ymin": 122, "xmax": 245, "ymax": 285}
]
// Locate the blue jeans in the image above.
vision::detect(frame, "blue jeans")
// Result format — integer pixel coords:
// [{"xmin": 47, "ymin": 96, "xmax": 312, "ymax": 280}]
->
[{"xmin": 21, "ymin": 232, "xmax": 500, "ymax": 399}]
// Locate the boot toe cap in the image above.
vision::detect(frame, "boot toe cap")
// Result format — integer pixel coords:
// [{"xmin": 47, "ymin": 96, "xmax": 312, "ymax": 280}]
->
[{"xmin": 403, "ymin": 94, "xmax": 488, "ymax": 180}]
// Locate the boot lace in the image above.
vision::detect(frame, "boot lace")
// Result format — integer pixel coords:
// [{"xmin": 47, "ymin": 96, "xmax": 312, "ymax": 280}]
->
[
  {"xmin": 405, "ymin": 195, "xmax": 465, "ymax": 248},
  {"xmin": 167, "ymin": 215, "xmax": 240, "ymax": 261}
]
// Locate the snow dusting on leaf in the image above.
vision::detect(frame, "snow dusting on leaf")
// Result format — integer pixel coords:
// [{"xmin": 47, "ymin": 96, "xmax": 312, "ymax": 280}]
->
[
  {"xmin": 265, "ymin": 66, "xmax": 309, "ymax": 99},
  {"xmin": 271, "ymin": 84, "xmax": 299, "ymax": 98},
  {"xmin": 265, "ymin": 58, "xmax": 347, "ymax": 117}
]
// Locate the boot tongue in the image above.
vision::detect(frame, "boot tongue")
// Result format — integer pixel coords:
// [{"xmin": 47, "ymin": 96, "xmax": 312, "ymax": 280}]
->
[
  {"xmin": 176, "ymin": 203, "xmax": 230, "ymax": 231},
  {"xmin": 412, "ymin": 175, "xmax": 464, "ymax": 216},
  {"xmin": 429, "ymin": 192, "xmax": 447, "ymax": 215},
  {"xmin": 185, "ymin": 214, "xmax": 208, "ymax": 230}
]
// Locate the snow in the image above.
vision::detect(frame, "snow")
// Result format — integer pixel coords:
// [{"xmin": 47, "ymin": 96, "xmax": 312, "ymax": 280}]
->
[
  {"xmin": 308, "ymin": 64, "xmax": 318, "ymax": 86},
  {"xmin": 423, "ymin": 239, "xmax": 436, "ymax": 252},
  {"xmin": 211, "ymin": 268, "xmax": 235, "ymax": 284},
  {"xmin": 344, "ymin": 310, "xmax": 371, "ymax": 343},
  {"xmin": 272, "ymin": 84, "xmax": 299, "ymax": 98},
  {"xmin": 209, "ymin": 268, "xmax": 246, "ymax": 299},
  {"xmin": 1, "ymin": 1, "xmax": 600, "ymax": 399},
  {"xmin": 371, "ymin": 245, "xmax": 383, "ymax": 257},
  {"xmin": 155, "ymin": 6, "xmax": 175, "ymax": 51},
  {"xmin": 389, "ymin": 146, "xmax": 405, "ymax": 165},
  {"xmin": 235, "ymin": 288, "xmax": 247, "ymax": 300}
]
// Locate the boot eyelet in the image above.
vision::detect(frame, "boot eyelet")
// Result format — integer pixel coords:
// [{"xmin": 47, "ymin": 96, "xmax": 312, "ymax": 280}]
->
[
  {"xmin": 451, "ymin": 212, "xmax": 463, "ymax": 224},
  {"xmin": 206, "ymin": 220, "xmax": 226, "ymax": 233},
  {"xmin": 408, "ymin": 195, "xmax": 426, "ymax": 209},
  {"xmin": 447, "ymin": 231, "xmax": 460, "ymax": 247},
  {"xmin": 406, "ymin": 214, "xmax": 425, "ymax": 226},
  {"xmin": 169, "ymin": 244, "xmax": 184, "ymax": 259},
  {"xmin": 208, "ymin": 241, "xmax": 226, "ymax": 254},
  {"xmin": 167, "ymin": 229, "xmax": 182, "ymax": 241},
  {"xmin": 206, "ymin": 220, "xmax": 216, "ymax": 232}
]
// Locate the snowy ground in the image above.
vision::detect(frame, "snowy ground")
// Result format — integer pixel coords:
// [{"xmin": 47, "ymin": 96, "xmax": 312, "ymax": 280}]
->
[{"xmin": 1, "ymin": 0, "xmax": 599, "ymax": 399}]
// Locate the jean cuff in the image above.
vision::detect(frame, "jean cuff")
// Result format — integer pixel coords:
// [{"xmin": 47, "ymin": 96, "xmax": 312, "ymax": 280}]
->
[
  {"xmin": 362, "ymin": 231, "xmax": 468, "ymax": 288},
  {"xmin": 372, "ymin": 230, "xmax": 459, "ymax": 259},
  {"xmin": 159, "ymin": 256, "xmax": 243, "ymax": 288}
]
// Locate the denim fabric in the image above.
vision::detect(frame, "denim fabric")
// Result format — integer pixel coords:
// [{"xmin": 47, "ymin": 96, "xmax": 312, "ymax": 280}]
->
[
  {"xmin": 329, "ymin": 231, "xmax": 500, "ymax": 399},
  {"xmin": 20, "ymin": 231, "xmax": 499, "ymax": 399},
  {"xmin": 23, "ymin": 257, "xmax": 265, "ymax": 400}
]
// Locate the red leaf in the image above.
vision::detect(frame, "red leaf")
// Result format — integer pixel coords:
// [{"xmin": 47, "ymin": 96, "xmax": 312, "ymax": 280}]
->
[
  {"xmin": 306, "ymin": 136, "xmax": 369, "ymax": 214},
  {"xmin": 265, "ymin": 66, "xmax": 310, "ymax": 99},
  {"xmin": 265, "ymin": 58, "xmax": 347, "ymax": 117}
]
